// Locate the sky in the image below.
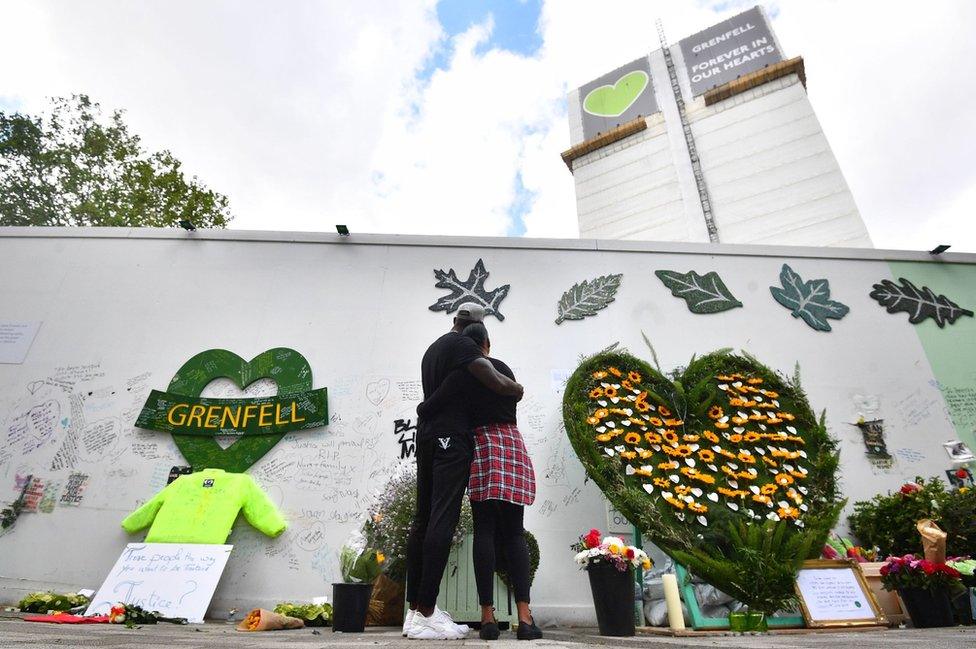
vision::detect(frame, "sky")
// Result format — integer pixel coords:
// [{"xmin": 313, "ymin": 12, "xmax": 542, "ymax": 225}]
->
[{"xmin": 1, "ymin": 0, "xmax": 974, "ymax": 252}]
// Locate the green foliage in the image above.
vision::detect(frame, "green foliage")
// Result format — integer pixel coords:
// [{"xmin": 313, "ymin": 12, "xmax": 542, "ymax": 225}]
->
[
  {"xmin": 273, "ymin": 602, "xmax": 332, "ymax": 626},
  {"xmin": 18, "ymin": 591, "xmax": 90, "ymax": 613},
  {"xmin": 339, "ymin": 545, "xmax": 385, "ymax": 584},
  {"xmin": 361, "ymin": 465, "xmax": 472, "ymax": 583},
  {"xmin": 0, "ymin": 95, "xmax": 231, "ymax": 228},
  {"xmin": 672, "ymin": 520, "xmax": 822, "ymax": 615},
  {"xmin": 848, "ymin": 477, "xmax": 976, "ymax": 557}
]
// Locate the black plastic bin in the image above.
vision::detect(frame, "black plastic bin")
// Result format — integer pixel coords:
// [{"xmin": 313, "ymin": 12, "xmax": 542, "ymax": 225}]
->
[{"xmin": 332, "ymin": 582, "xmax": 374, "ymax": 633}]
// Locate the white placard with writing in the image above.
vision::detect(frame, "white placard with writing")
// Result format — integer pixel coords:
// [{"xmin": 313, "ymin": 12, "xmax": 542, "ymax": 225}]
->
[
  {"xmin": 796, "ymin": 566, "xmax": 876, "ymax": 622},
  {"xmin": 86, "ymin": 543, "xmax": 232, "ymax": 623},
  {"xmin": 0, "ymin": 321, "xmax": 41, "ymax": 364}
]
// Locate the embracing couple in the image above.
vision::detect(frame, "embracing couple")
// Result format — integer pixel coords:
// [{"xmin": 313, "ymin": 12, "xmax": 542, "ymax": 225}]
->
[{"xmin": 403, "ymin": 303, "xmax": 541, "ymax": 641}]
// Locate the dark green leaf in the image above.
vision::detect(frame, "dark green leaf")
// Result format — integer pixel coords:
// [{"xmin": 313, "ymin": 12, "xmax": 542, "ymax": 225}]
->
[
  {"xmin": 555, "ymin": 274, "xmax": 622, "ymax": 324},
  {"xmin": 769, "ymin": 264, "xmax": 849, "ymax": 331},
  {"xmin": 655, "ymin": 270, "xmax": 742, "ymax": 314}
]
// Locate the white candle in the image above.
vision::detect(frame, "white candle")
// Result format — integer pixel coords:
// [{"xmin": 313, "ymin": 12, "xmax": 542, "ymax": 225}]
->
[{"xmin": 662, "ymin": 573, "xmax": 685, "ymax": 630}]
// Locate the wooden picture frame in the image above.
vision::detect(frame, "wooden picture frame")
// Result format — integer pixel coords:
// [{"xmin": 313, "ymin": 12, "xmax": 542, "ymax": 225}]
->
[{"xmin": 794, "ymin": 560, "xmax": 887, "ymax": 628}]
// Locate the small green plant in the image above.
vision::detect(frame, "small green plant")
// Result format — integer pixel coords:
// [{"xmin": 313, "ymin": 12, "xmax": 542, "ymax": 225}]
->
[
  {"xmin": 848, "ymin": 477, "xmax": 976, "ymax": 557},
  {"xmin": 339, "ymin": 544, "xmax": 385, "ymax": 584},
  {"xmin": 273, "ymin": 602, "xmax": 332, "ymax": 626},
  {"xmin": 18, "ymin": 591, "xmax": 90, "ymax": 613}
]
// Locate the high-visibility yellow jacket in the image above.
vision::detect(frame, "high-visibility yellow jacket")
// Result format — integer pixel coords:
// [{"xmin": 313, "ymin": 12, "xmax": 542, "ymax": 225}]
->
[{"xmin": 122, "ymin": 469, "xmax": 286, "ymax": 544}]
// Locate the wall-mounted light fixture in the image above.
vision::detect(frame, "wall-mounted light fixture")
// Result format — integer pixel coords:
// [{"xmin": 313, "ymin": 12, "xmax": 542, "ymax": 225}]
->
[
  {"xmin": 929, "ymin": 244, "xmax": 951, "ymax": 255},
  {"xmin": 336, "ymin": 225, "xmax": 350, "ymax": 236},
  {"xmin": 179, "ymin": 219, "xmax": 197, "ymax": 232}
]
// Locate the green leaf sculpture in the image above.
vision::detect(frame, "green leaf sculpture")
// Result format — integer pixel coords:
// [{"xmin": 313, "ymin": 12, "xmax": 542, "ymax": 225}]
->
[
  {"xmin": 555, "ymin": 274, "xmax": 623, "ymax": 324},
  {"xmin": 869, "ymin": 278, "xmax": 973, "ymax": 328},
  {"xmin": 562, "ymin": 347, "xmax": 842, "ymax": 589},
  {"xmin": 769, "ymin": 264, "xmax": 849, "ymax": 331},
  {"xmin": 655, "ymin": 270, "xmax": 742, "ymax": 314}
]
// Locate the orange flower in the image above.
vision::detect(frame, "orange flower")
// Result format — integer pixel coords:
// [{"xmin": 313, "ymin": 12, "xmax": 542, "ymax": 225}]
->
[
  {"xmin": 731, "ymin": 416, "xmax": 748, "ymax": 425},
  {"xmin": 635, "ymin": 400, "xmax": 651, "ymax": 412},
  {"xmin": 766, "ymin": 417, "xmax": 783, "ymax": 425},
  {"xmin": 717, "ymin": 374, "xmax": 734, "ymax": 381},
  {"xmin": 682, "ymin": 434, "xmax": 700, "ymax": 442},
  {"xmin": 596, "ymin": 433, "xmax": 612, "ymax": 442},
  {"xmin": 662, "ymin": 430, "xmax": 679, "ymax": 445},
  {"xmin": 664, "ymin": 495, "xmax": 686, "ymax": 510},
  {"xmin": 707, "ymin": 406, "xmax": 724, "ymax": 419},
  {"xmin": 690, "ymin": 472, "xmax": 716, "ymax": 485},
  {"xmin": 649, "ymin": 417, "xmax": 664, "ymax": 427},
  {"xmin": 714, "ymin": 421, "xmax": 730, "ymax": 430},
  {"xmin": 729, "ymin": 433, "xmax": 743, "ymax": 443},
  {"xmin": 778, "ymin": 412, "xmax": 796, "ymax": 421},
  {"xmin": 638, "ymin": 449, "xmax": 654, "ymax": 459},
  {"xmin": 592, "ymin": 371, "xmax": 608, "ymax": 379},
  {"xmin": 747, "ymin": 377, "xmax": 764, "ymax": 385},
  {"xmin": 657, "ymin": 405, "xmax": 672, "ymax": 417},
  {"xmin": 653, "ymin": 477, "xmax": 670, "ymax": 488},
  {"xmin": 675, "ymin": 485, "xmax": 691, "ymax": 495},
  {"xmin": 665, "ymin": 419, "xmax": 685, "ymax": 427},
  {"xmin": 621, "ymin": 380, "xmax": 633, "ymax": 391},
  {"xmin": 594, "ymin": 409, "xmax": 609, "ymax": 419},
  {"xmin": 620, "ymin": 451, "xmax": 636, "ymax": 460},
  {"xmin": 703, "ymin": 430, "xmax": 720, "ymax": 443},
  {"xmin": 586, "ymin": 416, "xmax": 599, "ymax": 425},
  {"xmin": 604, "ymin": 386, "xmax": 618, "ymax": 398},
  {"xmin": 624, "ymin": 432, "xmax": 641, "ymax": 445},
  {"xmin": 628, "ymin": 371, "xmax": 642, "ymax": 382},
  {"xmin": 760, "ymin": 483, "xmax": 778, "ymax": 495},
  {"xmin": 658, "ymin": 460, "xmax": 679, "ymax": 470},
  {"xmin": 774, "ymin": 473, "xmax": 794, "ymax": 487},
  {"xmin": 762, "ymin": 390, "xmax": 779, "ymax": 398},
  {"xmin": 674, "ymin": 445, "xmax": 693, "ymax": 457},
  {"xmin": 777, "ymin": 506, "xmax": 800, "ymax": 520},
  {"xmin": 698, "ymin": 449, "xmax": 716, "ymax": 463},
  {"xmin": 688, "ymin": 502, "xmax": 708, "ymax": 513},
  {"xmin": 761, "ymin": 456, "xmax": 778, "ymax": 467},
  {"xmin": 645, "ymin": 432, "xmax": 662, "ymax": 444},
  {"xmin": 608, "ymin": 367, "xmax": 623, "ymax": 377},
  {"xmin": 589, "ymin": 387, "xmax": 605, "ymax": 399},
  {"xmin": 718, "ymin": 487, "xmax": 746, "ymax": 498},
  {"xmin": 737, "ymin": 452, "xmax": 756, "ymax": 464},
  {"xmin": 744, "ymin": 432, "xmax": 761, "ymax": 442},
  {"xmin": 752, "ymin": 494, "xmax": 772, "ymax": 505}
]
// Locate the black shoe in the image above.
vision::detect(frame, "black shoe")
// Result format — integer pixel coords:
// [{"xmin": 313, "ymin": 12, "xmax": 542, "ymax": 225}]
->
[
  {"xmin": 479, "ymin": 621, "xmax": 500, "ymax": 640},
  {"xmin": 516, "ymin": 619, "xmax": 542, "ymax": 640}
]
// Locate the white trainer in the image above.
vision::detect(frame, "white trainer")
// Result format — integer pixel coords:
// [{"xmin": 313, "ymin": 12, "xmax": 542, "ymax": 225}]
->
[
  {"xmin": 433, "ymin": 606, "xmax": 470, "ymax": 635},
  {"xmin": 407, "ymin": 610, "xmax": 466, "ymax": 640},
  {"xmin": 402, "ymin": 608, "xmax": 415, "ymax": 637}
]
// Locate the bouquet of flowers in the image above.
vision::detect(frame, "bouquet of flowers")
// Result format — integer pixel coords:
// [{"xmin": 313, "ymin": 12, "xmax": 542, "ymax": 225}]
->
[
  {"xmin": 571, "ymin": 528, "xmax": 652, "ymax": 573},
  {"xmin": 879, "ymin": 554, "xmax": 962, "ymax": 591},
  {"xmin": 339, "ymin": 531, "xmax": 386, "ymax": 583}
]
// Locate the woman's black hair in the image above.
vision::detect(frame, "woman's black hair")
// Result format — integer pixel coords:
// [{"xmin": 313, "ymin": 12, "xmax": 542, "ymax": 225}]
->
[{"xmin": 461, "ymin": 322, "xmax": 489, "ymax": 347}]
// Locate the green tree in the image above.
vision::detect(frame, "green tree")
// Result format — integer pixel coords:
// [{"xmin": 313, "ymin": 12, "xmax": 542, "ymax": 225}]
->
[{"xmin": 0, "ymin": 95, "xmax": 231, "ymax": 228}]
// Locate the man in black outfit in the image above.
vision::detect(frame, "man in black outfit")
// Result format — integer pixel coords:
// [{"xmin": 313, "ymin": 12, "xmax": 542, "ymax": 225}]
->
[{"xmin": 404, "ymin": 303, "xmax": 523, "ymax": 640}]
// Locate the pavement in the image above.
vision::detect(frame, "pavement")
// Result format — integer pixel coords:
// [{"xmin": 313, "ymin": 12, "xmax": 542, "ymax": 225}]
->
[{"xmin": 1, "ymin": 616, "xmax": 976, "ymax": 649}]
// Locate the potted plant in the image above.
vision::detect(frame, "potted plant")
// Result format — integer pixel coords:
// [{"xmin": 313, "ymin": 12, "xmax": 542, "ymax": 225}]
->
[
  {"xmin": 880, "ymin": 554, "xmax": 962, "ymax": 628},
  {"xmin": 332, "ymin": 539, "xmax": 385, "ymax": 633},
  {"xmin": 572, "ymin": 528, "xmax": 651, "ymax": 637}
]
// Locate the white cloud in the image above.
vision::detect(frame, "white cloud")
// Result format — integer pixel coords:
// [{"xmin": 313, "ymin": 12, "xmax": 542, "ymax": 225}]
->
[{"xmin": 1, "ymin": 0, "xmax": 974, "ymax": 251}]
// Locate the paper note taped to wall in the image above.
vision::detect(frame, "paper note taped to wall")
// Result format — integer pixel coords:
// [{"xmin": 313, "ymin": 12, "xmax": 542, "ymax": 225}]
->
[
  {"xmin": 85, "ymin": 543, "xmax": 232, "ymax": 623},
  {"xmin": 0, "ymin": 321, "xmax": 42, "ymax": 364}
]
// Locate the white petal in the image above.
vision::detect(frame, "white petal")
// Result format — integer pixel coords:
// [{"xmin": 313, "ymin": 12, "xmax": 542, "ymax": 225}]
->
[
  {"xmin": 611, "ymin": 384, "xmax": 620, "ymax": 390},
  {"xmin": 676, "ymin": 513, "xmax": 685, "ymax": 521},
  {"xmin": 755, "ymin": 396, "xmax": 764, "ymax": 402},
  {"xmin": 798, "ymin": 486, "xmax": 809, "ymax": 495},
  {"xmin": 767, "ymin": 512, "xmax": 780, "ymax": 521},
  {"xmin": 662, "ymin": 491, "xmax": 673, "ymax": 499},
  {"xmin": 712, "ymin": 445, "xmax": 723, "ymax": 452},
  {"xmin": 778, "ymin": 500, "xmax": 790, "ymax": 508},
  {"xmin": 642, "ymin": 484, "xmax": 654, "ymax": 494},
  {"xmin": 728, "ymin": 480, "xmax": 738, "ymax": 489},
  {"xmin": 697, "ymin": 516, "xmax": 708, "ymax": 526},
  {"xmin": 719, "ymin": 416, "xmax": 730, "ymax": 423},
  {"xmin": 623, "ymin": 409, "xmax": 633, "ymax": 416},
  {"xmin": 749, "ymin": 468, "xmax": 758, "ymax": 476},
  {"xmin": 605, "ymin": 448, "xmax": 615, "ymax": 456},
  {"xmin": 732, "ymin": 381, "xmax": 743, "ymax": 388},
  {"xmin": 685, "ymin": 458, "xmax": 696, "ymax": 467},
  {"xmin": 799, "ymin": 504, "xmax": 808, "ymax": 511},
  {"xmin": 740, "ymin": 449, "xmax": 751, "ymax": 456},
  {"xmin": 733, "ymin": 426, "xmax": 745, "ymax": 433},
  {"xmin": 755, "ymin": 448, "xmax": 765, "ymax": 456},
  {"xmin": 737, "ymin": 411, "xmax": 748, "ymax": 419},
  {"xmin": 690, "ymin": 444, "xmax": 700, "ymax": 451},
  {"xmin": 611, "ymin": 397, "xmax": 620, "ymax": 404},
  {"xmin": 749, "ymin": 486, "xmax": 760, "ymax": 494},
  {"xmin": 606, "ymin": 421, "xmax": 616, "ymax": 428},
  {"xmin": 641, "ymin": 465, "xmax": 654, "ymax": 473},
  {"xmin": 669, "ymin": 475, "xmax": 680, "ymax": 483},
  {"xmin": 707, "ymin": 492, "xmax": 718, "ymax": 502},
  {"xmin": 652, "ymin": 445, "xmax": 661, "ymax": 452},
  {"xmin": 758, "ymin": 424, "xmax": 767, "ymax": 431},
  {"xmin": 598, "ymin": 400, "xmax": 608, "ymax": 407},
  {"xmin": 632, "ymin": 388, "xmax": 642, "ymax": 395},
  {"xmin": 728, "ymin": 462, "xmax": 739, "ymax": 470},
  {"xmin": 691, "ymin": 488, "xmax": 703, "ymax": 497},
  {"xmin": 796, "ymin": 520, "xmax": 805, "ymax": 528},
  {"xmin": 727, "ymin": 502, "xmax": 739, "ymax": 511},
  {"xmin": 615, "ymin": 445, "xmax": 626, "ymax": 452},
  {"xmin": 601, "ymin": 382, "xmax": 610, "ymax": 388},
  {"xmin": 772, "ymin": 400, "xmax": 780, "ymax": 408},
  {"xmin": 798, "ymin": 451, "xmax": 808, "ymax": 458},
  {"xmin": 596, "ymin": 426, "xmax": 607, "ymax": 433},
  {"xmin": 626, "ymin": 465, "xmax": 636, "ymax": 475},
  {"xmin": 707, "ymin": 464, "xmax": 718, "ymax": 472},
  {"xmin": 682, "ymin": 495, "xmax": 694, "ymax": 503},
  {"xmin": 786, "ymin": 426, "xmax": 797, "ymax": 434},
  {"xmin": 718, "ymin": 384, "xmax": 728, "ymax": 390}
]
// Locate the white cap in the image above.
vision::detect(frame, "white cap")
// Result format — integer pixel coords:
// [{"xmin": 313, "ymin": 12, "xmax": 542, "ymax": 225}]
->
[{"xmin": 457, "ymin": 303, "xmax": 486, "ymax": 323}]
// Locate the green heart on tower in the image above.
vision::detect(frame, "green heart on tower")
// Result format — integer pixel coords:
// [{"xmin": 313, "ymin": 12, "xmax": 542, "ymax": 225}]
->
[
  {"xmin": 583, "ymin": 70, "xmax": 649, "ymax": 117},
  {"xmin": 136, "ymin": 348, "xmax": 327, "ymax": 473}
]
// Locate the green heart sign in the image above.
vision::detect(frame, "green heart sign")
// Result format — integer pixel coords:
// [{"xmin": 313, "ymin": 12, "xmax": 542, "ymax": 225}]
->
[
  {"xmin": 562, "ymin": 348, "xmax": 841, "ymax": 556},
  {"xmin": 139, "ymin": 348, "xmax": 327, "ymax": 472},
  {"xmin": 583, "ymin": 70, "xmax": 649, "ymax": 117}
]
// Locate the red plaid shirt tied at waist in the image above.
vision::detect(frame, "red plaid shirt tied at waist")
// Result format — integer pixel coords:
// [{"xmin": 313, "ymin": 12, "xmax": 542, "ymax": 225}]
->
[{"xmin": 468, "ymin": 422, "xmax": 536, "ymax": 505}]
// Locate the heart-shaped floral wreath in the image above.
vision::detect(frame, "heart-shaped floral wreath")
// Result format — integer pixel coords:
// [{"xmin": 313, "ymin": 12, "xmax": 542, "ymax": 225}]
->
[{"xmin": 563, "ymin": 348, "xmax": 841, "ymax": 555}]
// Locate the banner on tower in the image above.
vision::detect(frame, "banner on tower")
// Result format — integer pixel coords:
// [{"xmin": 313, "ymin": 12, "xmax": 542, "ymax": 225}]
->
[
  {"xmin": 577, "ymin": 57, "xmax": 658, "ymax": 141},
  {"xmin": 679, "ymin": 6, "xmax": 782, "ymax": 96}
]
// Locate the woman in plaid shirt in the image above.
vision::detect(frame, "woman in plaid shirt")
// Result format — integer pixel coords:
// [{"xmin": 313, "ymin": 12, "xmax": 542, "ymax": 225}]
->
[{"xmin": 417, "ymin": 323, "xmax": 540, "ymax": 641}]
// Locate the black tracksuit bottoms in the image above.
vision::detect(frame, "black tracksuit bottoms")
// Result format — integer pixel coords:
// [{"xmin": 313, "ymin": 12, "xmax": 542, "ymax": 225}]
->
[{"xmin": 406, "ymin": 432, "xmax": 473, "ymax": 608}]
